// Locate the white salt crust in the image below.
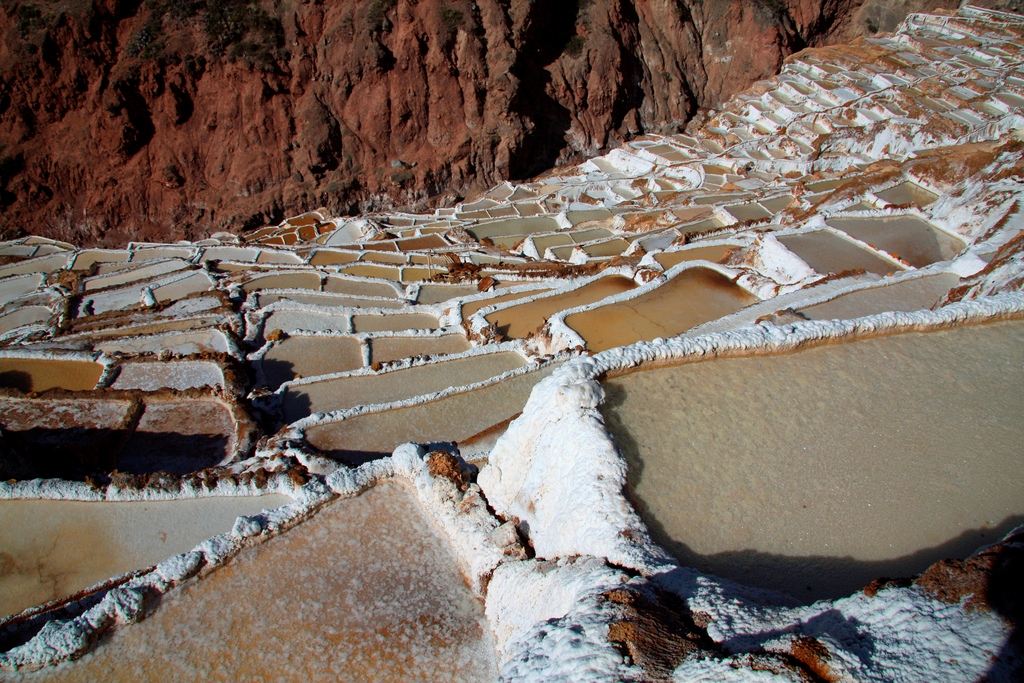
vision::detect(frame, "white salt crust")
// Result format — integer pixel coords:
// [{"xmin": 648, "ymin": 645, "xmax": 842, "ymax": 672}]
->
[
  {"xmin": 0, "ymin": 446, "xmax": 523, "ymax": 672},
  {"xmin": 478, "ymin": 294, "xmax": 1024, "ymax": 681},
  {"xmin": 2, "ymin": 7, "xmax": 1023, "ymax": 680}
]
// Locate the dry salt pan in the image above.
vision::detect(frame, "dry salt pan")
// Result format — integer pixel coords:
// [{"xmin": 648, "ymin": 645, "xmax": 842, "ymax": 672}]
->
[{"xmin": 18, "ymin": 483, "xmax": 496, "ymax": 683}]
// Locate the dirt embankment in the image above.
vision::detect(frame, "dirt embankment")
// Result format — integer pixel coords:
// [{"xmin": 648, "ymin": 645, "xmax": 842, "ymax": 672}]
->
[{"xmin": 0, "ymin": 0, "xmax": 961, "ymax": 246}]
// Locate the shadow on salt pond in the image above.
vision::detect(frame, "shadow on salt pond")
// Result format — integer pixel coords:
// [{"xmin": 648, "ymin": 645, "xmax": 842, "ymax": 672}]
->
[
  {"xmin": 599, "ymin": 320, "xmax": 1024, "ymax": 604},
  {"xmin": 641, "ymin": 509, "xmax": 1024, "ymax": 604},
  {"xmin": 1, "ymin": 429, "xmax": 232, "ymax": 480}
]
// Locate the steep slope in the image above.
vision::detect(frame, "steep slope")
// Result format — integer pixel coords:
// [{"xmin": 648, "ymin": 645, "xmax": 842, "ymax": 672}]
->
[{"xmin": 0, "ymin": 0, "xmax": 960, "ymax": 246}]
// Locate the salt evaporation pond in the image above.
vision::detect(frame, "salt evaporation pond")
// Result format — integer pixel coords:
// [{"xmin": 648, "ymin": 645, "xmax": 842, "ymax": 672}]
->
[
  {"xmin": 778, "ymin": 230, "xmax": 903, "ymax": 276},
  {"xmin": 0, "ymin": 495, "xmax": 291, "ymax": 618},
  {"xmin": 826, "ymin": 216, "xmax": 965, "ymax": 267},
  {"xmin": 21, "ymin": 483, "xmax": 496, "ymax": 682},
  {"xmin": 261, "ymin": 336, "xmax": 364, "ymax": 388},
  {"xmin": 306, "ymin": 364, "xmax": 556, "ymax": 462},
  {"xmin": 0, "ymin": 359, "xmax": 103, "ymax": 392},
  {"xmin": 601, "ymin": 319, "xmax": 1024, "ymax": 602},
  {"xmin": 798, "ymin": 272, "xmax": 961, "ymax": 320},
  {"xmin": 565, "ymin": 268, "xmax": 757, "ymax": 352},
  {"xmin": 283, "ymin": 351, "xmax": 525, "ymax": 422},
  {"xmin": 653, "ymin": 245, "xmax": 732, "ymax": 270},
  {"xmin": 368, "ymin": 334, "xmax": 470, "ymax": 364},
  {"xmin": 460, "ymin": 288, "xmax": 553, "ymax": 319},
  {"xmin": 485, "ymin": 276, "xmax": 636, "ymax": 338}
]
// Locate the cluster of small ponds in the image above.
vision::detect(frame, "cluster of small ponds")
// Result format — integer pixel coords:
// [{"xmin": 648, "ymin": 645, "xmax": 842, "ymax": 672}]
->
[{"xmin": 1, "ymin": 7, "xmax": 1023, "ymax": 677}]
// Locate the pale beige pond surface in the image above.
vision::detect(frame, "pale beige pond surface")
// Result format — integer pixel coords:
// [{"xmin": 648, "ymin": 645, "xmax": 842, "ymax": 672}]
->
[
  {"xmin": 242, "ymin": 272, "xmax": 322, "ymax": 292},
  {"xmin": 654, "ymin": 245, "xmax": 732, "ymax": 270},
  {"xmin": 261, "ymin": 336, "xmax": 364, "ymax": 388},
  {"xmin": 368, "ymin": 334, "xmax": 470, "ymax": 365},
  {"xmin": 778, "ymin": 230, "xmax": 903, "ymax": 276},
  {"xmin": 306, "ymin": 364, "xmax": 556, "ymax": 462},
  {"xmin": 352, "ymin": 313, "xmax": 438, "ymax": 333},
  {"xmin": 601, "ymin": 320, "xmax": 1024, "ymax": 602},
  {"xmin": 284, "ymin": 351, "xmax": 525, "ymax": 422},
  {"xmin": 799, "ymin": 272, "xmax": 961, "ymax": 320},
  {"xmin": 461, "ymin": 288, "xmax": 553, "ymax": 319},
  {"xmin": 0, "ymin": 495, "xmax": 291, "ymax": 618},
  {"xmin": 415, "ymin": 284, "xmax": 480, "ymax": 305},
  {"xmin": 0, "ymin": 307, "xmax": 51, "ymax": 335},
  {"xmin": 19, "ymin": 483, "xmax": 496, "ymax": 682},
  {"xmin": 566, "ymin": 268, "xmax": 757, "ymax": 353},
  {"xmin": 486, "ymin": 276, "xmax": 637, "ymax": 339},
  {"xmin": 826, "ymin": 216, "xmax": 965, "ymax": 267}
]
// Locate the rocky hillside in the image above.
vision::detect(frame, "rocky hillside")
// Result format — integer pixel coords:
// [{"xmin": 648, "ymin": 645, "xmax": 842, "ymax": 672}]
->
[{"xmin": 0, "ymin": 0, "xmax": 977, "ymax": 245}]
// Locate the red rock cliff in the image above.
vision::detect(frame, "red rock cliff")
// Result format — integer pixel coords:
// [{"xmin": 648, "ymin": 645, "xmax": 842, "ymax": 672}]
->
[{"xmin": 0, "ymin": 0, "xmax": 960, "ymax": 246}]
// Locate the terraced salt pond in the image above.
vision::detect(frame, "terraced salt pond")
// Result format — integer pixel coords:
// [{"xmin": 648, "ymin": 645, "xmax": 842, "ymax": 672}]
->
[
  {"xmin": 485, "ymin": 276, "xmax": 636, "ymax": 338},
  {"xmin": 826, "ymin": 216, "xmax": 965, "ymax": 267},
  {"xmin": 460, "ymin": 288, "xmax": 553, "ymax": 319},
  {"xmin": 21, "ymin": 483, "xmax": 496, "ymax": 682},
  {"xmin": 798, "ymin": 272, "xmax": 961, "ymax": 320},
  {"xmin": 283, "ymin": 351, "xmax": 525, "ymax": 422},
  {"xmin": 601, "ymin": 320, "xmax": 1024, "ymax": 602},
  {"xmin": 653, "ymin": 245, "xmax": 732, "ymax": 269},
  {"xmin": 368, "ymin": 334, "xmax": 470, "ymax": 364},
  {"xmin": 778, "ymin": 230, "xmax": 904, "ymax": 276},
  {"xmin": 0, "ymin": 495, "xmax": 291, "ymax": 618},
  {"xmin": 261, "ymin": 336, "xmax": 364, "ymax": 388},
  {"xmin": 0, "ymin": 358, "xmax": 104, "ymax": 392},
  {"xmin": 565, "ymin": 268, "xmax": 757, "ymax": 352},
  {"xmin": 0, "ymin": 396, "xmax": 240, "ymax": 478},
  {"xmin": 351, "ymin": 313, "xmax": 438, "ymax": 333},
  {"xmin": 305, "ymin": 364, "xmax": 556, "ymax": 462}
]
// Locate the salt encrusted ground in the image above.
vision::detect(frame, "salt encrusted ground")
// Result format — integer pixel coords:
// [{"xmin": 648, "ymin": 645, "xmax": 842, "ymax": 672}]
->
[{"xmin": 1, "ymin": 5, "xmax": 1023, "ymax": 681}]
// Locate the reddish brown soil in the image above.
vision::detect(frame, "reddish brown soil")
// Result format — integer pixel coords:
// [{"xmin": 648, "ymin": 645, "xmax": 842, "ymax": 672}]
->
[
  {"xmin": 0, "ymin": 0, "xmax": 962, "ymax": 246},
  {"xmin": 427, "ymin": 450, "xmax": 466, "ymax": 490}
]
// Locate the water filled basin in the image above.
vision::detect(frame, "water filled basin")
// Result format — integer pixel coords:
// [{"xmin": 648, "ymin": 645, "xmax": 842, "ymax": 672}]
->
[
  {"xmin": 565, "ymin": 268, "xmax": 757, "ymax": 352},
  {"xmin": 351, "ymin": 313, "xmax": 438, "ymax": 333},
  {"xmin": 654, "ymin": 245, "xmax": 733, "ymax": 269},
  {"xmin": 18, "ymin": 482, "xmax": 497, "ymax": 682},
  {"xmin": 485, "ymin": 276, "xmax": 637, "ymax": 339},
  {"xmin": 601, "ymin": 320, "xmax": 1024, "ymax": 602},
  {"xmin": 779, "ymin": 230, "xmax": 904, "ymax": 276},
  {"xmin": 0, "ymin": 358, "xmax": 104, "ymax": 392},
  {"xmin": 826, "ymin": 216, "xmax": 965, "ymax": 267},
  {"xmin": 798, "ymin": 272, "xmax": 961, "ymax": 320},
  {"xmin": 306, "ymin": 364, "xmax": 556, "ymax": 463},
  {"xmin": 0, "ymin": 495, "xmax": 291, "ymax": 618},
  {"xmin": 283, "ymin": 351, "xmax": 525, "ymax": 422},
  {"xmin": 261, "ymin": 336, "xmax": 364, "ymax": 388},
  {"xmin": 368, "ymin": 334, "xmax": 470, "ymax": 365}
]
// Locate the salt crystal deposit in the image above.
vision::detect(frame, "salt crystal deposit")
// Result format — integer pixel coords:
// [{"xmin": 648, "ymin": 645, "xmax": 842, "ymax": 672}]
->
[{"xmin": 1, "ymin": 7, "xmax": 1023, "ymax": 681}]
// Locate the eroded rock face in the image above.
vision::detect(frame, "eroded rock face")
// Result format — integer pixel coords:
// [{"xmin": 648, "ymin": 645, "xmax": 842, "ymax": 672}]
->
[{"xmin": 0, "ymin": 0, "xmax": 960, "ymax": 246}]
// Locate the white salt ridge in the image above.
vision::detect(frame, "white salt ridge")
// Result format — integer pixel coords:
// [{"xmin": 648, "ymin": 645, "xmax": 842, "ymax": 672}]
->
[
  {"xmin": 485, "ymin": 556, "xmax": 627, "ymax": 662},
  {"xmin": 479, "ymin": 357, "xmax": 672, "ymax": 570},
  {"xmin": 2, "ymin": 7, "xmax": 1023, "ymax": 680},
  {"xmin": 477, "ymin": 293, "xmax": 1023, "ymax": 682}
]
